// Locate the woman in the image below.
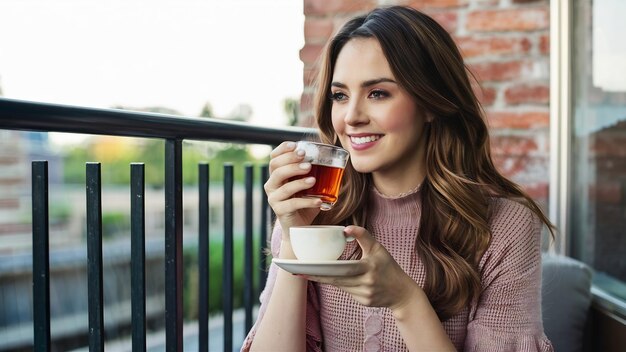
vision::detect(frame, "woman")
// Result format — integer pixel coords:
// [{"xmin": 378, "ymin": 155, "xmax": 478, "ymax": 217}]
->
[{"xmin": 244, "ymin": 6, "xmax": 554, "ymax": 351}]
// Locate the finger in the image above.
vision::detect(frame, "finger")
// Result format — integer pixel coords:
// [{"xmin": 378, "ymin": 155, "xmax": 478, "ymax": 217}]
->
[
  {"xmin": 266, "ymin": 173, "xmax": 316, "ymax": 203},
  {"xmin": 345, "ymin": 226, "xmax": 377, "ymax": 256},
  {"xmin": 269, "ymin": 141, "xmax": 297, "ymax": 159},
  {"xmin": 265, "ymin": 161, "xmax": 312, "ymax": 195},
  {"xmin": 270, "ymin": 196, "xmax": 322, "ymax": 215},
  {"xmin": 268, "ymin": 146, "xmax": 305, "ymax": 174}
]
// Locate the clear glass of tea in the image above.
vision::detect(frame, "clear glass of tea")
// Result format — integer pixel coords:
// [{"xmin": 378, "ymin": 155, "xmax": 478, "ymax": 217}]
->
[{"xmin": 292, "ymin": 141, "xmax": 350, "ymax": 211}]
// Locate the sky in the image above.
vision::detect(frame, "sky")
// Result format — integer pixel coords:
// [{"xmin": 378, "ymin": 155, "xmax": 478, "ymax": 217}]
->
[
  {"xmin": 593, "ymin": 0, "xmax": 626, "ymax": 92},
  {"xmin": 0, "ymin": 0, "xmax": 305, "ymax": 133}
]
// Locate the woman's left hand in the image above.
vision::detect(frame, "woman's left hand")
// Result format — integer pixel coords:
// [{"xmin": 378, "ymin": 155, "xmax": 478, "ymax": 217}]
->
[{"xmin": 305, "ymin": 225, "xmax": 421, "ymax": 311}]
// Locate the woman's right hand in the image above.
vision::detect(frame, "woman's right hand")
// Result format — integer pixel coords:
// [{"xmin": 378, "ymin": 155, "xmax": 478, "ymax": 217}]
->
[{"xmin": 264, "ymin": 141, "xmax": 322, "ymax": 233}]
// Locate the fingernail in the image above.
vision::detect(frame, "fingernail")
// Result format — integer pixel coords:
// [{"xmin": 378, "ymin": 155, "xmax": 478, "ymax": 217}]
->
[
  {"xmin": 296, "ymin": 149, "xmax": 305, "ymax": 156},
  {"xmin": 304, "ymin": 177, "xmax": 315, "ymax": 184},
  {"xmin": 299, "ymin": 162, "xmax": 311, "ymax": 170},
  {"xmin": 286, "ymin": 142, "xmax": 296, "ymax": 149}
]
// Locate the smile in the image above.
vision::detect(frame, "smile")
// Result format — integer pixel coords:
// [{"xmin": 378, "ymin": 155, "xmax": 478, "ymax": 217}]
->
[{"xmin": 350, "ymin": 135, "xmax": 381, "ymax": 145}]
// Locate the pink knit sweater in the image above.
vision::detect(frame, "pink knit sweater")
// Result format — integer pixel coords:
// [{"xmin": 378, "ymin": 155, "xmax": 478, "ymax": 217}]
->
[{"xmin": 242, "ymin": 188, "xmax": 554, "ymax": 351}]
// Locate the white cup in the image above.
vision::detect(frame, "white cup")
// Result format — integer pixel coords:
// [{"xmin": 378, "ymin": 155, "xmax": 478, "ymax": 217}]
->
[{"xmin": 289, "ymin": 225, "xmax": 354, "ymax": 261}]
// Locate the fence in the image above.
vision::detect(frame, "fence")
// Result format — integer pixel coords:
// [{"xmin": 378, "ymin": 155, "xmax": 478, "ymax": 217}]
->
[{"xmin": 0, "ymin": 97, "xmax": 317, "ymax": 351}]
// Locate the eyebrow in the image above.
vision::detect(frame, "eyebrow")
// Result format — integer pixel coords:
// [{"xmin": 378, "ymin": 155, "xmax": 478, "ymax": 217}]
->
[{"xmin": 331, "ymin": 77, "xmax": 397, "ymax": 89}]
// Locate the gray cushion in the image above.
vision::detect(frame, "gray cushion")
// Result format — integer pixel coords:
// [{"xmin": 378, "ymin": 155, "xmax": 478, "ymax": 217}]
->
[{"xmin": 541, "ymin": 254, "xmax": 593, "ymax": 352}]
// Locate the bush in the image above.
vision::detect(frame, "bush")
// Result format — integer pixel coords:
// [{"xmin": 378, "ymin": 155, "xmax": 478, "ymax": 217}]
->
[
  {"xmin": 182, "ymin": 234, "xmax": 262, "ymax": 320},
  {"xmin": 101, "ymin": 211, "xmax": 130, "ymax": 239}
]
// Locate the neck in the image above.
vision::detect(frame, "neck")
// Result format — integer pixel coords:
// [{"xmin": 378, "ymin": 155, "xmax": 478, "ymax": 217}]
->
[
  {"xmin": 372, "ymin": 168, "xmax": 424, "ymax": 198},
  {"xmin": 371, "ymin": 146, "xmax": 426, "ymax": 197}
]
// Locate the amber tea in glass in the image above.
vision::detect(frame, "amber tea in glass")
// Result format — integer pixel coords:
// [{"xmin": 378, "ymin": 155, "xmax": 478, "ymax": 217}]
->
[{"xmin": 293, "ymin": 141, "xmax": 349, "ymax": 210}]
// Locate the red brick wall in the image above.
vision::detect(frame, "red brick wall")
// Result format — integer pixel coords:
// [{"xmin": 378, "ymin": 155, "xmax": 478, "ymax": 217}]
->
[{"xmin": 300, "ymin": 0, "xmax": 551, "ymax": 206}]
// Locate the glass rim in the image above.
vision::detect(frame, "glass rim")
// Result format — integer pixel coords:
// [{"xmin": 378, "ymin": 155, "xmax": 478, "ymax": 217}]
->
[{"xmin": 296, "ymin": 140, "xmax": 349, "ymax": 154}]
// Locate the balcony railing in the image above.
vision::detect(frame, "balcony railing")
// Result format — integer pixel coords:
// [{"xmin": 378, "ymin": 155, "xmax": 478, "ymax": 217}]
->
[{"xmin": 0, "ymin": 97, "xmax": 317, "ymax": 351}]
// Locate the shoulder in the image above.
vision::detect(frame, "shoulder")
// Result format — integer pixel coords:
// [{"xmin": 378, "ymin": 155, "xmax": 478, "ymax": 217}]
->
[
  {"xmin": 489, "ymin": 197, "xmax": 539, "ymax": 230},
  {"xmin": 479, "ymin": 197, "xmax": 544, "ymax": 282},
  {"xmin": 488, "ymin": 197, "xmax": 541, "ymax": 248}
]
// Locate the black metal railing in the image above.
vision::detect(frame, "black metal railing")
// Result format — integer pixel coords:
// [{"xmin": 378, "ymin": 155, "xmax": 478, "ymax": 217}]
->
[{"xmin": 0, "ymin": 97, "xmax": 317, "ymax": 351}]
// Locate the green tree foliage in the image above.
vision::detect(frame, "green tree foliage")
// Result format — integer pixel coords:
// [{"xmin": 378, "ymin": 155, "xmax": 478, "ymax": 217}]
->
[
  {"xmin": 62, "ymin": 139, "xmax": 260, "ymax": 186},
  {"xmin": 62, "ymin": 103, "xmax": 267, "ymax": 186}
]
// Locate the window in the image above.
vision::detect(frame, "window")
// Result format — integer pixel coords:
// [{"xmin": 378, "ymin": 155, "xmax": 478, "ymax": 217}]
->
[{"xmin": 570, "ymin": 0, "xmax": 626, "ymax": 302}]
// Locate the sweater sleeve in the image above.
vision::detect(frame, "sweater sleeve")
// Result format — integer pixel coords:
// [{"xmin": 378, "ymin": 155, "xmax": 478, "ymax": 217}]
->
[
  {"xmin": 464, "ymin": 199, "xmax": 554, "ymax": 352},
  {"xmin": 240, "ymin": 223, "xmax": 323, "ymax": 352}
]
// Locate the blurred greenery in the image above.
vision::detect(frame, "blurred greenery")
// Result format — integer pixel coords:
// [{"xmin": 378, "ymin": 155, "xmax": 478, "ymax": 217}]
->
[
  {"xmin": 101, "ymin": 211, "xmax": 130, "ymax": 239},
  {"xmin": 61, "ymin": 103, "xmax": 271, "ymax": 186},
  {"xmin": 182, "ymin": 235, "xmax": 263, "ymax": 319},
  {"xmin": 62, "ymin": 139, "xmax": 266, "ymax": 185}
]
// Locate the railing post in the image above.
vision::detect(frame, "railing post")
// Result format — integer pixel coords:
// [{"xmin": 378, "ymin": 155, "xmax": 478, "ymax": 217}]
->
[
  {"xmin": 130, "ymin": 163, "xmax": 146, "ymax": 352},
  {"xmin": 164, "ymin": 140, "xmax": 183, "ymax": 352},
  {"xmin": 259, "ymin": 165, "xmax": 270, "ymax": 294},
  {"xmin": 244, "ymin": 164, "xmax": 254, "ymax": 334},
  {"xmin": 86, "ymin": 162, "xmax": 104, "ymax": 352},
  {"xmin": 32, "ymin": 161, "xmax": 50, "ymax": 352},
  {"xmin": 198, "ymin": 163, "xmax": 210, "ymax": 352},
  {"xmin": 223, "ymin": 163, "xmax": 234, "ymax": 352}
]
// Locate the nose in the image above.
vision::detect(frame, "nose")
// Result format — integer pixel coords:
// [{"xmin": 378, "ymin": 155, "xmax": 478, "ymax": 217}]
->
[{"xmin": 343, "ymin": 98, "xmax": 368, "ymax": 126}]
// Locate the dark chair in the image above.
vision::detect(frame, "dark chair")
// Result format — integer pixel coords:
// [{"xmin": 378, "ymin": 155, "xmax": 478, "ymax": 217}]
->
[{"xmin": 542, "ymin": 254, "xmax": 593, "ymax": 352}]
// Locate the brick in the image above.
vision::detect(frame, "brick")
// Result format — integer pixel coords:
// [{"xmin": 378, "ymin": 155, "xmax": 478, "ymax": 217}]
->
[
  {"xmin": 456, "ymin": 36, "xmax": 531, "ymax": 58},
  {"xmin": 299, "ymin": 44, "xmax": 325, "ymax": 66},
  {"xmin": 493, "ymin": 154, "xmax": 529, "ymax": 179},
  {"xmin": 487, "ymin": 111, "xmax": 550, "ymax": 129},
  {"xmin": 469, "ymin": 60, "xmax": 529, "ymax": 82},
  {"xmin": 492, "ymin": 155, "xmax": 548, "ymax": 181},
  {"xmin": 491, "ymin": 135, "xmax": 539, "ymax": 156},
  {"xmin": 473, "ymin": 85, "xmax": 497, "ymax": 106},
  {"xmin": 467, "ymin": 8, "xmax": 549, "ymax": 32},
  {"xmin": 426, "ymin": 11, "xmax": 458, "ymax": 32},
  {"xmin": 539, "ymin": 34, "xmax": 550, "ymax": 54},
  {"xmin": 305, "ymin": 18, "xmax": 334, "ymax": 43},
  {"xmin": 504, "ymin": 83, "xmax": 550, "ymax": 105},
  {"xmin": 523, "ymin": 182, "xmax": 549, "ymax": 200},
  {"xmin": 304, "ymin": 0, "xmax": 376, "ymax": 16},
  {"xmin": 406, "ymin": 0, "xmax": 469, "ymax": 9}
]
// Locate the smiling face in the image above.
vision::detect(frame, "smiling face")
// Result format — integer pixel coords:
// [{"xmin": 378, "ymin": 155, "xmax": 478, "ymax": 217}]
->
[{"xmin": 330, "ymin": 37, "xmax": 429, "ymax": 195}]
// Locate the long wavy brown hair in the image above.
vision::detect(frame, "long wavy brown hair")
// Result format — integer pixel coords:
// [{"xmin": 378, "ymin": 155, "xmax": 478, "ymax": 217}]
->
[{"xmin": 312, "ymin": 6, "xmax": 555, "ymax": 320}]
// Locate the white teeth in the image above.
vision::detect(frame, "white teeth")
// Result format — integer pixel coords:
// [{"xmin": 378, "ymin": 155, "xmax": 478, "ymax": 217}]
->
[{"xmin": 350, "ymin": 135, "xmax": 380, "ymax": 145}]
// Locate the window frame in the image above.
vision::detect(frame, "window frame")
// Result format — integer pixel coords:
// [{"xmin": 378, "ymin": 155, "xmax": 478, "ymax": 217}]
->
[{"xmin": 551, "ymin": 0, "xmax": 626, "ymax": 319}]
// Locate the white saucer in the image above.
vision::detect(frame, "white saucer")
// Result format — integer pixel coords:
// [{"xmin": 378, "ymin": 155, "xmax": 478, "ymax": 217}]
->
[{"xmin": 272, "ymin": 258, "xmax": 362, "ymax": 276}]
